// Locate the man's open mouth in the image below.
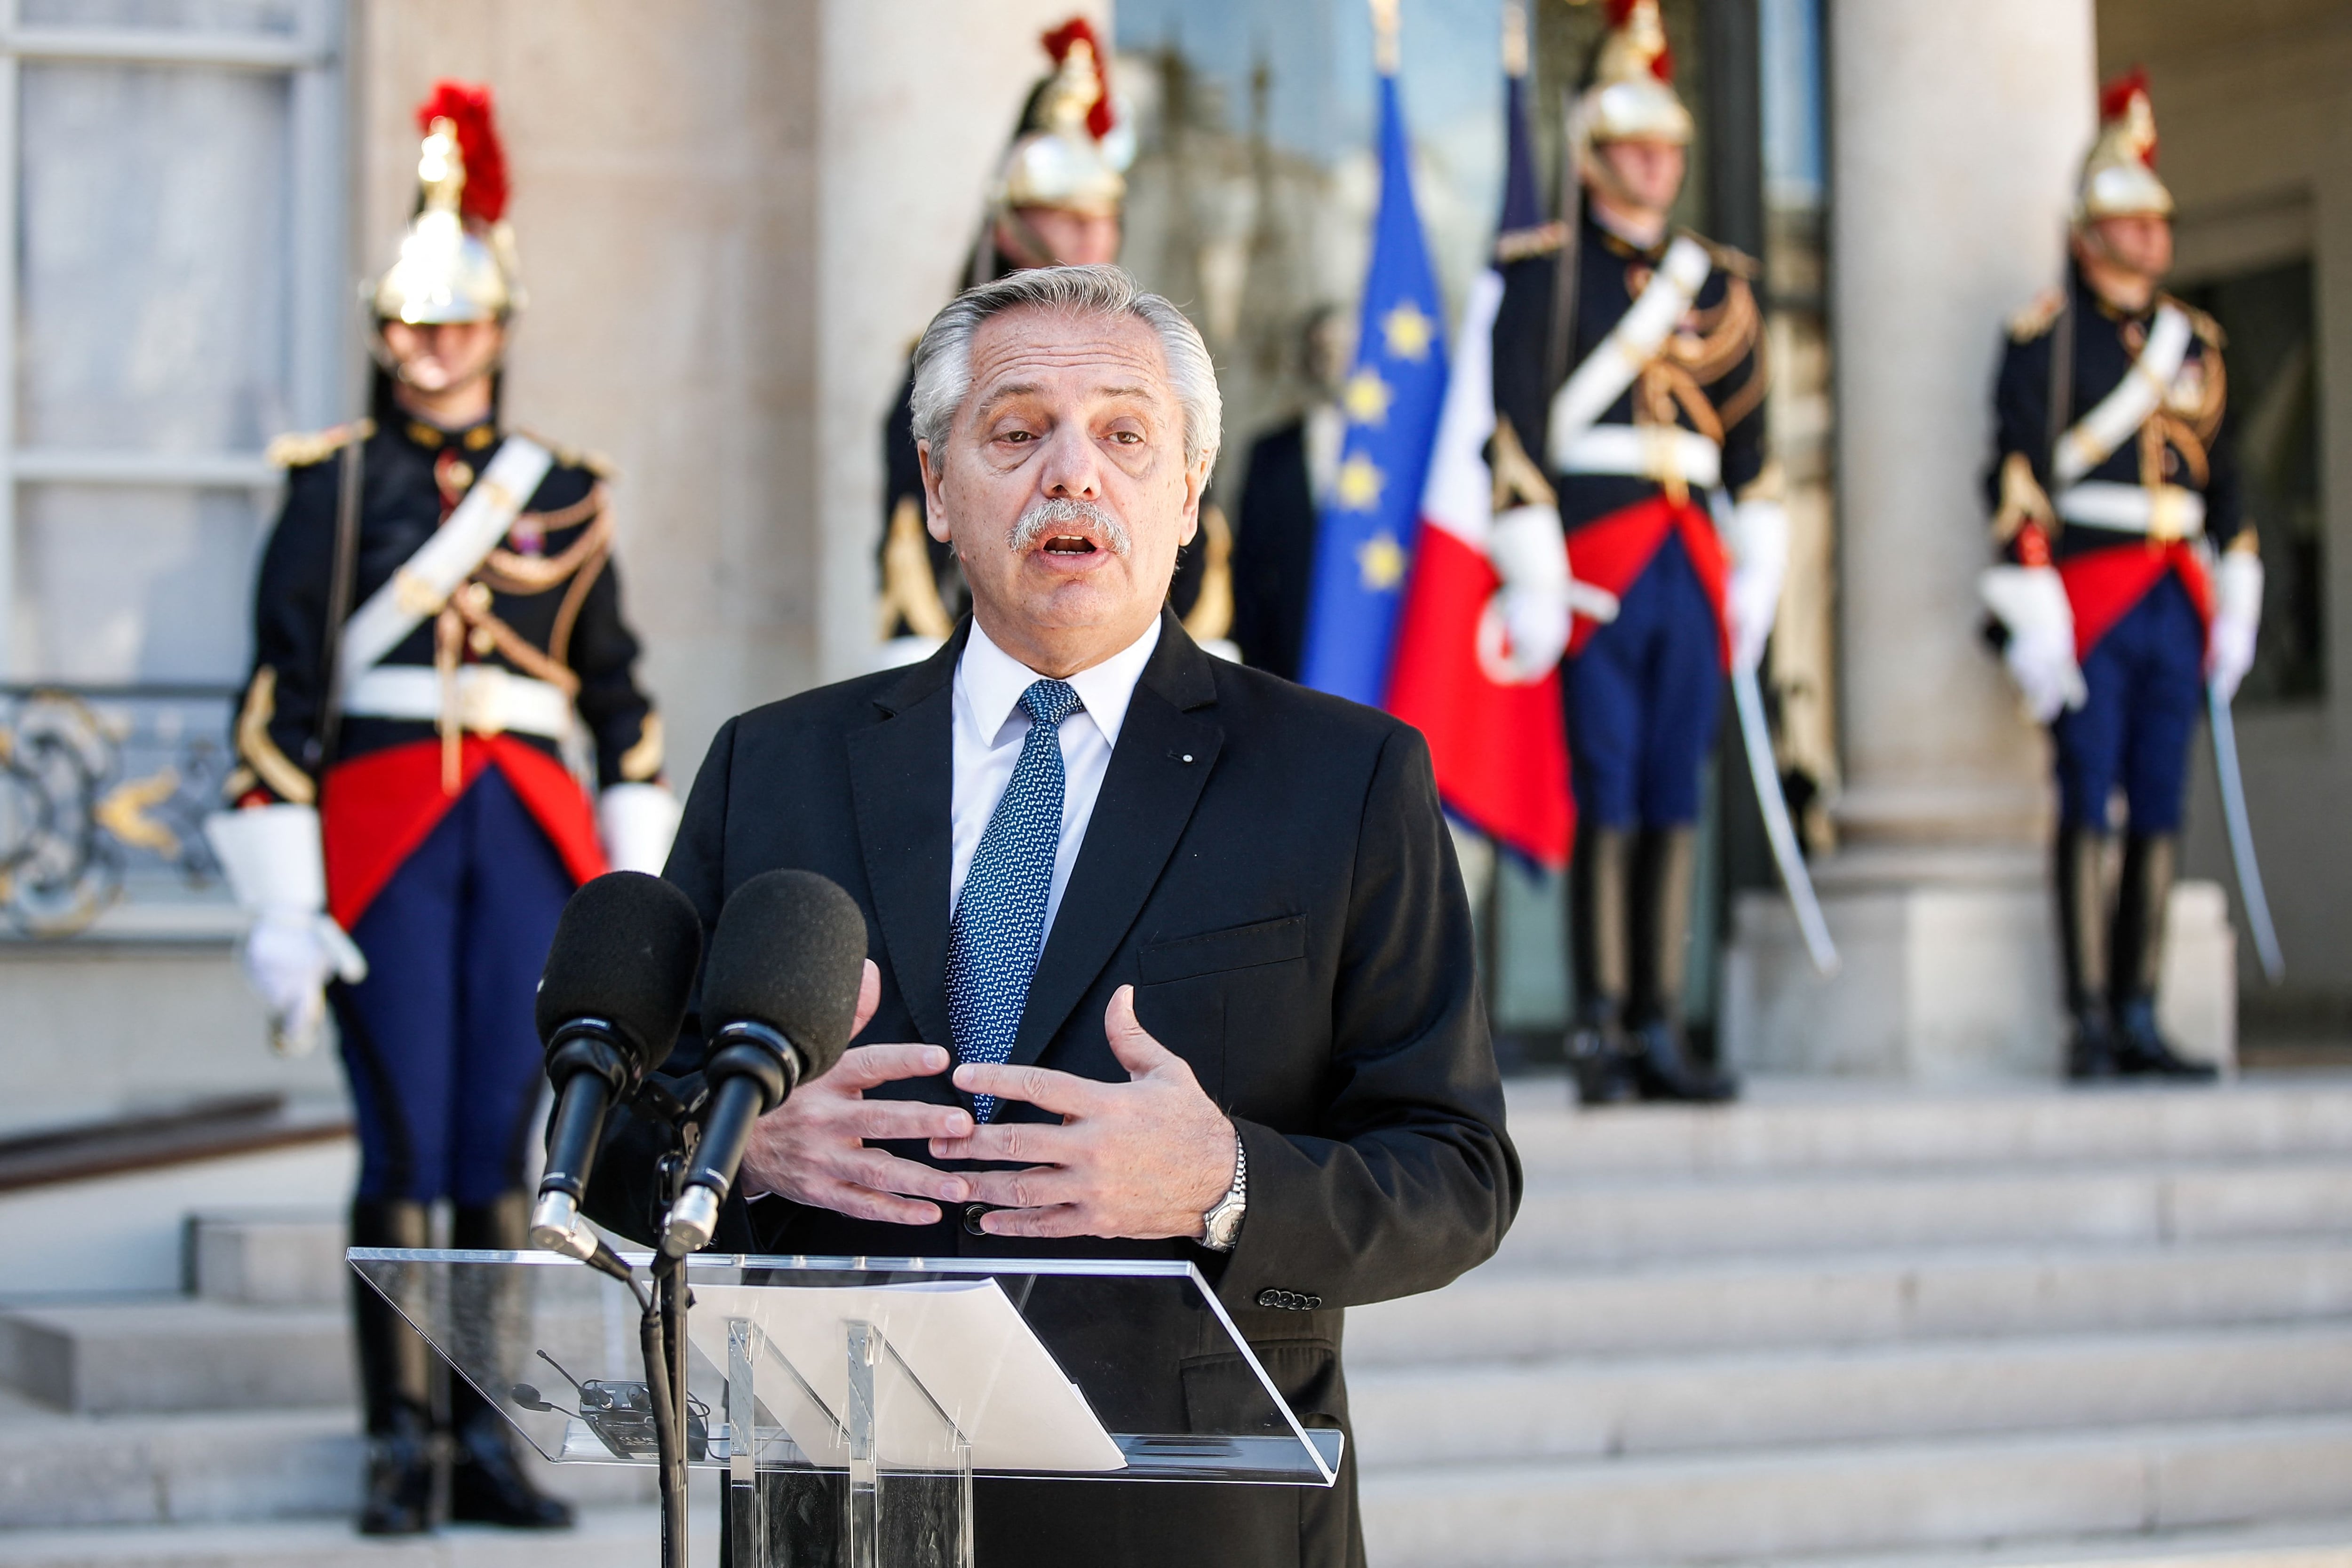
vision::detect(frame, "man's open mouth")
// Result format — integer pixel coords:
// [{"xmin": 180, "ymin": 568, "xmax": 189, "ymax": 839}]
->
[{"xmin": 1042, "ymin": 534, "xmax": 1099, "ymax": 554}]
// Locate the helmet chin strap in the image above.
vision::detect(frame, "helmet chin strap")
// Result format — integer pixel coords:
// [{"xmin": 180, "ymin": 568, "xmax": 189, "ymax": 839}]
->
[{"xmin": 994, "ymin": 207, "xmax": 1067, "ymax": 270}]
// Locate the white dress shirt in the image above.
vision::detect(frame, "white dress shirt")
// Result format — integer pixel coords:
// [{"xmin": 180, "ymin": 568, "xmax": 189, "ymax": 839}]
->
[{"xmin": 950, "ymin": 615, "xmax": 1163, "ymax": 937}]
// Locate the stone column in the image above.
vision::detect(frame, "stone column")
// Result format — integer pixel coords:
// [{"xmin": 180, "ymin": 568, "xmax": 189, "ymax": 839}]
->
[{"xmin": 1724, "ymin": 0, "xmax": 2110, "ymax": 1077}]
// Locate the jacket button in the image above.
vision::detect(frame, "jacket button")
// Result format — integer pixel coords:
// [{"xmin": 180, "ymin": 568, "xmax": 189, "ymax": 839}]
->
[
  {"xmin": 1255, "ymin": 1287, "xmax": 1320, "ymax": 1312},
  {"xmin": 962, "ymin": 1204, "xmax": 990, "ymax": 1236}
]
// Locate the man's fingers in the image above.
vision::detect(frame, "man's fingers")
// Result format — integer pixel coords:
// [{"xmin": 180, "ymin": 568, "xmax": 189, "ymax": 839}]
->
[
  {"xmin": 848, "ymin": 958, "xmax": 882, "ymax": 1041},
  {"xmin": 1103, "ymin": 984, "xmax": 1177, "ymax": 1078},
  {"xmin": 957, "ymin": 1165, "xmax": 1078, "ymax": 1211},
  {"xmin": 845, "ymin": 1099, "xmax": 974, "ymax": 1143},
  {"xmin": 929, "ymin": 1120, "xmax": 1074, "ymax": 1165},
  {"xmin": 810, "ymin": 1182, "xmax": 942, "ymax": 1227},
  {"xmin": 951, "ymin": 1060, "xmax": 1108, "ymax": 1117},
  {"xmin": 839, "ymin": 1148, "xmax": 970, "ymax": 1204},
  {"xmin": 976, "ymin": 1202, "xmax": 1087, "ymax": 1239},
  {"xmin": 826, "ymin": 1042, "xmax": 954, "ymax": 1091}
]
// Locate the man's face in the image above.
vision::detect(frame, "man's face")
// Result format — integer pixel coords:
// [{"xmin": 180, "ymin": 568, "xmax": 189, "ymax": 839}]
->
[
  {"xmin": 380, "ymin": 317, "xmax": 505, "ymax": 395},
  {"xmin": 2088, "ymin": 214, "xmax": 2174, "ymax": 280},
  {"xmin": 999, "ymin": 205, "xmax": 1122, "ymax": 268},
  {"xmin": 1592, "ymin": 137, "xmax": 1686, "ymax": 216},
  {"xmin": 920, "ymin": 305, "xmax": 1203, "ymax": 673}
]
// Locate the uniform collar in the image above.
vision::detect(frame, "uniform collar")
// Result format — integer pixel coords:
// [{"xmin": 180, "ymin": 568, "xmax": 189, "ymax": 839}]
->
[
  {"xmin": 957, "ymin": 612, "xmax": 1164, "ymax": 753},
  {"xmin": 398, "ymin": 414, "xmax": 500, "ymax": 454},
  {"xmin": 1585, "ymin": 205, "xmax": 1669, "ymax": 263}
]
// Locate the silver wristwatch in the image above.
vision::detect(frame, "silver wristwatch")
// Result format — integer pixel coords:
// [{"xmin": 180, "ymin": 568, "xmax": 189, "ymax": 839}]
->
[{"xmin": 1200, "ymin": 1133, "xmax": 1248, "ymax": 1253}]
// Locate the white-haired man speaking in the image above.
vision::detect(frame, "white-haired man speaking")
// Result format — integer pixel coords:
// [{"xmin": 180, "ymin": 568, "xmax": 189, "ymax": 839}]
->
[{"xmin": 585, "ymin": 265, "xmax": 1519, "ymax": 1566}]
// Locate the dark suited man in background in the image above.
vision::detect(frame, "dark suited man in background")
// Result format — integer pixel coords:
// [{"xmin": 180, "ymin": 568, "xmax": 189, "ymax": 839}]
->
[{"xmin": 589, "ymin": 265, "xmax": 1518, "ymax": 1566}]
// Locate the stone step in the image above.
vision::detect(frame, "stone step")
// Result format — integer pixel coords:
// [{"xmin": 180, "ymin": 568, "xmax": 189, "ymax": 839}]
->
[
  {"xmin": 0, "ymin": 1406, "xmax": 654, "ymax": 1529},
  {"xmin": 1759, "ymin": 1513, "xmax": 2352, "ymax": 1568},
  {"xmin": 1357, "ymin": 1412, "xmax": 2352, "ymax": 1568},
  {"xmin": 0, "ymin": 1302, "xmax": 350, "ymax": 1414},
  {"xmin": 1501, "ymin": 1156, "xmax": 2352, "ymax": 1266},
  {"xmin": 0, "ymin": 1505, "xmax": 691, "ymax": 1568},
  {"xmin": 1349, "ymin": 1322, "xmax": 2352, "ymax": 1466},
  {"xmin": 186, "ymin": 1210, "xmax": 347, "ymax": 1308},
  {"xmin": 1346, "ymin": 1239, "xmax": 2352, "ymax": 1364},
  {"xmin": 1497, "ymin": 1079, "xmax": 2352, "ymax": 1180}
]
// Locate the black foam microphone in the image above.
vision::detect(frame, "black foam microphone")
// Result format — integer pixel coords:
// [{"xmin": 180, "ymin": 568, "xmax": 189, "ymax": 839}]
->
[
  {"xmin": 531, "ymin": 871, "xmax": 705, "ymax": 1259},
  {"xmin": 660, "ymin": 869, "xmax": 866, "ymax": 1257}
]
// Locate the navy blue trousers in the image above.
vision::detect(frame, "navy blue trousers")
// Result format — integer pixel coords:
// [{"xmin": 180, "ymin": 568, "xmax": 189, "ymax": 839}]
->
[
  {"xmin": 1564, "ymin": 530, "xmax": 1723, "ymax": 829},
  {"xmin": 331, "ymin": 768, "xmax": 574, "ymax": 1204},
  {"xmin": 2050, "ymin": 573, "xmax": 2205, "ymax": 834}
]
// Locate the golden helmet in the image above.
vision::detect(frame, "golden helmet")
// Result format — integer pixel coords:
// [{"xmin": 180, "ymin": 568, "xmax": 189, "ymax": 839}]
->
[
  {"xmin": 1578, "ymin": 0, "xmax": 1692, "ymax": 150},
  {"xmin": 372, "ymin": 80, "xmax": 523, "ymax": 325},
  {"xmin": 2077, "ymin": 69, "xmax": 2173, "ymax": 223},
  {"xmin": 995, "ymin": 18, "xmax": 1130, "ymax": 220}
]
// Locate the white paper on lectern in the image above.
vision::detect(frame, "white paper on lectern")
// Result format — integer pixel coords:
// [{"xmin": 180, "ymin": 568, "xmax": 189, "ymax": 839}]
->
[{"xmin": 687, "ymin": 1277, "xmax": 1126, "ymax": 1473}]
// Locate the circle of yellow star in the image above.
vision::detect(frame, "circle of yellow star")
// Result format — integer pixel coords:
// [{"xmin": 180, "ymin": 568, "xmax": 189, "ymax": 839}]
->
[
  {"xmin": 1334, "ymin": 453, "xmax": 1385, "ymax": 512},
  {"xmin": 1381, "ymin": 300, "xmax": 1435, "ymax": 362},
  {"xmin": 1341, "ymin": 367, "xmax": 1393, "ymax": 427},
  {"xmin": 1357, "ymin": 530, "xmax": 1408, "ymax": 592}
]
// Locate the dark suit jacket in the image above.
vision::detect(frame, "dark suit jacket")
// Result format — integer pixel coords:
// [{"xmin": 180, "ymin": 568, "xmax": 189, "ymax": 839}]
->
[
  {"xmin": 1230, "ymin": 416, "xmax": 1319, "ymax": 681},
  {"xmin": 586, "ymin": 610, "xmax": 1518, "ymax": 1568}
]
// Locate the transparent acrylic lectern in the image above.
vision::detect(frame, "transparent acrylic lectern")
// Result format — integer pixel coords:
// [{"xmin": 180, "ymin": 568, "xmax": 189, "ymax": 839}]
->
[{"xmin": 350, "ymin": 1248, "xmax": 1343, "ymax": 1568}]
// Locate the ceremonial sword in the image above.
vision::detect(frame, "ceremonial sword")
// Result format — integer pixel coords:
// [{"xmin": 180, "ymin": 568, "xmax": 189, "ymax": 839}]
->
[
  {"xmin": 1708, "ymin": 489, "xmax": 1839, "ymax": 977},
  {"xmin": 2207, "ymin": 684, "xmax": 2284, "ymax": 984}
]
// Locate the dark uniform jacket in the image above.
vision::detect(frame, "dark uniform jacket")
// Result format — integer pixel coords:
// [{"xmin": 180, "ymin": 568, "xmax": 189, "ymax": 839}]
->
[
  {"xmin": 1491, "ymin": 212, "xmax": 1769, "ymax": 530},
  {"xmin": 1229, "ymin": 415, "xmax": 1319, "ymax": 682},
  {"xmin": 1987, "ymin": 265, "xmax": 2241, "ymax": 566},
  {"xmin": 587, "ymin": 610, "xmax": 1520, "ymax": 1568},
  {"xmin": 238, "ymin": 411, "xmax": 661, "ymax": 806}
]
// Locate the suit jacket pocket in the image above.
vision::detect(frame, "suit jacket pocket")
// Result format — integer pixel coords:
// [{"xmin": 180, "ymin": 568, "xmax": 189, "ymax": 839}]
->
[
  {"xmin": 1138, "ymin": 915, "xmax": 1306, "ymax": 983},
  {"xmin": 1135, "ymin": 917, "xmax": 1308, "ymax": 1103},
  {"xmin": 1180, "ymin": 1341, "xmax": 1347, "ymax": 1436}
]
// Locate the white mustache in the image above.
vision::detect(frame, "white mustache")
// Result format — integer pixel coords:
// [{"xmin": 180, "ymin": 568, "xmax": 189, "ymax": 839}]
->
[{"xmin": 1008, "ymin": 498, "xmax": 1131, "ymax": 557}]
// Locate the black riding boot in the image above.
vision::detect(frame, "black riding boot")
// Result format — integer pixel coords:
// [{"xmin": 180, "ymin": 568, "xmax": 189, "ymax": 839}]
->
[
  {"xmin": 2109, "ymin": 834, "xmax": 2218, "ymax": 1080},
  {"xmin": 448, "ymin": 1194, "xmax": 577, "ymax": 1529},
  {"xmin": 1626, "ymin": 827, "xmax": 1736, "ymax": 1103},
  {"xmin": 2056, "ymin": 827, "xmax": 2119, "ymax": 1082},
  {"xmin": 1568, "ymin": 824, "xmax": 1638, "ymax": 1105},
  {"xmin": 351, "ymin": 1198, "xmax": 437, "ymax": 1536}
]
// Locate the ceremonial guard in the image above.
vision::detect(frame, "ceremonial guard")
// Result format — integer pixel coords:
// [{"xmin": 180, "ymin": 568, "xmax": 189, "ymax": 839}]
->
[
  {"xmin": 205, "ymin": 83, "xmax": 676, "ymax": 1533},
  {"xmin": 1980, "ymin": 72, "xmax": 2253, "ymax": 1082},
  {"xmin": 874, "ymin": 20, "xmax": 1233, "ymax": 665},
  {"xmin": 1486, "ymin": 0, "xmax": 1785, "ymax": 1104}
]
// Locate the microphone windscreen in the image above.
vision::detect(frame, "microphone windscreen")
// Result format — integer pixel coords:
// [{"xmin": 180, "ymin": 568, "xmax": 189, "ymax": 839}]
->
[
  {"xmin": 535, "ymin": 871, "xmax": 705, "ymax": 1073},
  {"xmin": 700, "ymin": 869, "xmax": 867, "ymax": 1082}
]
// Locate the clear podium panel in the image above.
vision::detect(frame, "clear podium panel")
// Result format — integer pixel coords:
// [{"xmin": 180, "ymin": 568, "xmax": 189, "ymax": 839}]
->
[{"xmin": 347, "ymin": 1248, "xmax": 1344, "ymax": 1488}]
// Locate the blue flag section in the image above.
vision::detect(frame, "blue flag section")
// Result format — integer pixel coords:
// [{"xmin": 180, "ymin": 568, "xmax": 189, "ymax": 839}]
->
[{"xmin": 1296, "ymin": 71, "xmax": 1448, "ymax": 707}]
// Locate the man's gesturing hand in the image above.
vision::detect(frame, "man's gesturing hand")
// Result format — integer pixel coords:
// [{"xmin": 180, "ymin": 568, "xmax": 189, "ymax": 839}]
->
[
  {"xmin": 737, "ymin": 959, "xmax": 976, "ymax": 1226},
  {"xmin": 933, "ymin": 984, "xmax": 1239, "ymax": 1241}
]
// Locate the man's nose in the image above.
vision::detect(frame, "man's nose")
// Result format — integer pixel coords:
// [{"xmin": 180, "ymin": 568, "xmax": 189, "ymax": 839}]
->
[{"xmin": 1036, "ymin": 422, "xmax": 1104, "ymax": 500}]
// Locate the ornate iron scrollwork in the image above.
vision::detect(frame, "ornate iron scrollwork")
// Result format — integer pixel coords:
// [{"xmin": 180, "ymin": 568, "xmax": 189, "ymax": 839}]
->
[{"xmin": 0, "ymin": 687, "xmax": 236, "ymax": 937}]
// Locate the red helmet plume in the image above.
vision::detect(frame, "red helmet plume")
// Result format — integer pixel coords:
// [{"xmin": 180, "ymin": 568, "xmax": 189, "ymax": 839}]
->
[
  {"xmin": 1604, "ymin": 0, "xmax": 1675, "ymax": 83},
  {"xmin": 2097, "ymin": 67, "xmax": 2157, "ymax": 166},
  {"xmin": 1040, "ymin": 16, "xmax": 1115, "ymax": 141},
  {"xmin": 414, "ymin": 79, "xmax": 509, "ymax": 224}
]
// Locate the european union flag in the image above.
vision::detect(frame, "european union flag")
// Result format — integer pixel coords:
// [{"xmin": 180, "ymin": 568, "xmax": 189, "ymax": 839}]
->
[{"xmin": 1296, "ymin": 70, "xmax": 1448, "ymax": 707}]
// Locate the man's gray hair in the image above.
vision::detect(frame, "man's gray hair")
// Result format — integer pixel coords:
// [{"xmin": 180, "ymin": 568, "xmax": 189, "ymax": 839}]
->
[{"xmin": 909, "ymin": 264, "xmax": 1222, "ymax": 472}]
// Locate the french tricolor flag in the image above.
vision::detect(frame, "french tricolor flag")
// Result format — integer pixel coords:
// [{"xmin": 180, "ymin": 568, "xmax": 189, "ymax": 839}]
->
[{"xmin": 1383, "ymin": 62, "xmax": 1573, "ymax": 869}]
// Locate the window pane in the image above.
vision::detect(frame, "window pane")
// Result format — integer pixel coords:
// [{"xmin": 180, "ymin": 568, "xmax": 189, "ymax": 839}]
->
[
  {"xmin": 19, "ymin": 63, "xmax": 292, "ymax": 453},
  {"xmin": 11, "ymin": 485, "xmax": 270, "ymax": 682},
  {"xmin": 20, "ymin": 0, "xmax": 303, "ymax": 34}
]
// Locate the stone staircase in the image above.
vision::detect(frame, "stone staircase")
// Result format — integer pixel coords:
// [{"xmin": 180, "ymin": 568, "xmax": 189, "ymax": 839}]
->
[
  {"xmin": 1348, "ymin": 1076, "xmax": 2352, "ymax": 1568},
  {"xmin": 5, "ymin": 1078, "xmax": 2352, "ymax": 1566}
]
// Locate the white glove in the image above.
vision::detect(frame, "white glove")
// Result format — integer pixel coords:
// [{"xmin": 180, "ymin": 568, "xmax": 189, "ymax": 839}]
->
[
  {"xmin": 1979, "ymin": 565, "xmax": 2088, "ymax": 722},
  {"xmin": 1723, "ymin": 496, "xmax": 1790, "ymax": 673},
  {"xmin": 203, "ymin": 805, "xmax": 367, "ymax": 1057},
  {"xmin": 2208, "ymin": 550, "xmax": 2263, "ymax": 704},
  {"xmin": 1485, "ymin": 503, "xmax": 1575, "ymax": 680},
  {"xmin": 599, "ymin": 783, "xmax": 683, "ymax": 875}
]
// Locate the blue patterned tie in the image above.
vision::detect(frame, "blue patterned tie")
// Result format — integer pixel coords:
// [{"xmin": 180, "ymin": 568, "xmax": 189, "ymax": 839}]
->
[{"xmin": 947, "ymin": 679, "xmax": 1085, "ymax": 1122}]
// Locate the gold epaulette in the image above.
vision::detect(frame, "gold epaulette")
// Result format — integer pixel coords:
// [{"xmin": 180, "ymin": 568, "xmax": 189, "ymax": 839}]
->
[
  {"xmin": 2008, "ymin": 289, "xmax": 2066, "ymax": 342},
  {"xmin": 264, "ymin": 418, "xmax": 372, "ymax": 469},
  {"xmin": 1494, "ymin": 221, "xmax": 1568, "ymax": 262},
  {"xmin": 521, "ymin": 429, "xmax": 620, "ymax": 481},
  {"xmin": 2161, "ymin": 293, "xmax": 2227, "ymax": 349},
  {"xmin": 1685, "ymin": 232, "xmax": 1759, "ymax": 280}
]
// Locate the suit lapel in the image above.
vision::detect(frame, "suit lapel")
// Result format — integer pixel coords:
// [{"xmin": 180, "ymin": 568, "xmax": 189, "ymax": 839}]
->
[
  {"xmin": 847, "ymin": 630, "xmax": 964, "ymax": 1052},
  {"xmin": 1010, "ymin": 612, "xmax": 1224, "ymax": 1069}
]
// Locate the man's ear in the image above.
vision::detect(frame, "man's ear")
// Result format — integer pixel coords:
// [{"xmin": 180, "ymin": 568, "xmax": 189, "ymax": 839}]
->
[
  {"xmin": 1176, "ymin": 453, "xmax": 1211, "ymax": 548},
  {"xmin": 917, "ymin": 441, "xmax": 953, "ymax": 545}
]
